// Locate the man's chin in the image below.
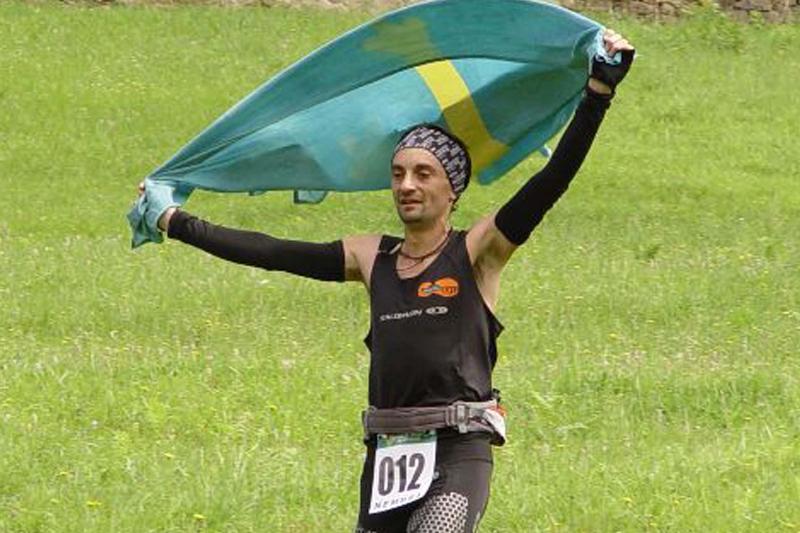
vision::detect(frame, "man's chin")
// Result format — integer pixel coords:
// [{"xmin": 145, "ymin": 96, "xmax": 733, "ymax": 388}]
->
[
  {"xmin": 396, "ymin": 205, "xmax": 423, "ymax": 223},
  {"xmin": 398, "ymin": 213, "xmax": 418, "ymax": 223}
]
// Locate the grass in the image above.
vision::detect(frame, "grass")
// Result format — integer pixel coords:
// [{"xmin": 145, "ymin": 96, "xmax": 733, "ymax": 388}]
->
[{"xmin": 1, "ymin": 2, "xmax": 799, "ymax": 531}]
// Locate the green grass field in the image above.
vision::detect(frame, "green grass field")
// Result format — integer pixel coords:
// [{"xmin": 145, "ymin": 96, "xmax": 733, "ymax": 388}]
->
[{"xmin": 1, "ymin": 2, "xmax": 799, "ymax": 531}]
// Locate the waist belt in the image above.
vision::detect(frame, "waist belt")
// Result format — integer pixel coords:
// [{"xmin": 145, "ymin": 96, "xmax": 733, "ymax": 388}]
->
[{"xmin": 362, "ymin": 399, "xmax": 507, "ymax": 446}]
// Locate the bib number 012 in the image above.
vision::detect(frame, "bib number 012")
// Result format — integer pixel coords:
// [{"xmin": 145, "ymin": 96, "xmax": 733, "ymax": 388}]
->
[
  {"xmin": 376, "ymin": 453, "xmax": 426, "ymax": 495},
  {"xmin": 369, "ymin": 431, "xmax": 437, "ymax": 514}
]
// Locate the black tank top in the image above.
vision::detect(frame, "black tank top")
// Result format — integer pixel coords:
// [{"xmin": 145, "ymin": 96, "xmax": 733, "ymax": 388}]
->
[{"xmin": 365, "ymin": 230, "xmax": 503, "ymax": 409}]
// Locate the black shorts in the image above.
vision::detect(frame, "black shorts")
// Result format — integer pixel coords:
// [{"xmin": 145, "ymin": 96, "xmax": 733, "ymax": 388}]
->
[{"xmin": 355, "ymin": 430, "xmax": 493, "ymax": 533}]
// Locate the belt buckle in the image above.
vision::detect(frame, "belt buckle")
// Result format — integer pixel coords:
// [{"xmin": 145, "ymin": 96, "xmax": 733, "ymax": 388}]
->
[{"xmin": 455, "ymin": 403, "xmax": 468, "ymax": 433}]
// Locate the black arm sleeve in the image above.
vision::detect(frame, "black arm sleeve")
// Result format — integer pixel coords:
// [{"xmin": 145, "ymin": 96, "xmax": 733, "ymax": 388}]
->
[
  {"xmin": 494, "ymin": 91, "xmax": 612, "ymax": 245},
  {"xmin": 167, "ymin": 210, "xmax": 346, "ymax": 282}
]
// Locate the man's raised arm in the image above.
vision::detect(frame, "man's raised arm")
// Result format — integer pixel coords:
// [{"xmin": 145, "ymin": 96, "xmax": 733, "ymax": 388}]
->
[{"xmin": 468, "ymin": 30, "xmax": 635, "ymax": 268}]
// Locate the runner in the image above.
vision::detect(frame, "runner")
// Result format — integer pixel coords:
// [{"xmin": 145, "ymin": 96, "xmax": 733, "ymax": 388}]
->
[{"xmin": 139, "ymin": 28, "xmax": 634, "ymax": 533}]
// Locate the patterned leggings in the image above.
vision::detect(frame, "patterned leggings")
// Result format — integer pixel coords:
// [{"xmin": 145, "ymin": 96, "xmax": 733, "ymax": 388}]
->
[{"xmin": 355, "ymin": 431, "xmax": 493, "ymax": 533}]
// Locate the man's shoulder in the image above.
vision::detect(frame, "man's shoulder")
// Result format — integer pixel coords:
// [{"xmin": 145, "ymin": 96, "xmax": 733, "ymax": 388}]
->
[
  {"xmin": 343, "ymin": 234, "xmax": 383, "ymax": 258},
  {"xmin": 344, "ymin": 233, "xmax": 383, "ymax": 245}
]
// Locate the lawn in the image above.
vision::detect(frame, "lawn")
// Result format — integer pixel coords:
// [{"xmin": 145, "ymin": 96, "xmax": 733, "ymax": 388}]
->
[{"xmin": 1, "ymin": 2, "xmax": 799, "ymax": 531}]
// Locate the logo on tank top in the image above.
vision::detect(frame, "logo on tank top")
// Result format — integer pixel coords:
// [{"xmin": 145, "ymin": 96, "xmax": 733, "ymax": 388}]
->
[{"xmin": 417, "ymin": 277, "xmax": 459, "ymax": 298}]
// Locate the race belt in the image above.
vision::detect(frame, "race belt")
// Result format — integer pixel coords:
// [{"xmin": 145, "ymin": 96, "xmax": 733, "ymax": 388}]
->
[{"xmin": 362, "ymin": 398, "xmax": 507, "ymax": 446}]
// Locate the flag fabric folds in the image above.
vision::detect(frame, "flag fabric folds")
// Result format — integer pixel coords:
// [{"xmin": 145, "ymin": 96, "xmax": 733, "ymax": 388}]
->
[{"xmin": 128, "ymin": 0, "xmax": 611, "ymax": 247}]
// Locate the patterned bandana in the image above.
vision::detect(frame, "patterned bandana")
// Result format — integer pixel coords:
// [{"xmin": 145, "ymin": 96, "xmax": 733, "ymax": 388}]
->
[{"xmin": 393, "ymin": 125, "xmax": 471, "ymax": 196}]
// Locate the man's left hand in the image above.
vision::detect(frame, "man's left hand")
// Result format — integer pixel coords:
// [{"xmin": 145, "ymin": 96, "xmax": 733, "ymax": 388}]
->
[{"xmin": 588, "ymin": 29, "xmax": 635, "ymax": 95}]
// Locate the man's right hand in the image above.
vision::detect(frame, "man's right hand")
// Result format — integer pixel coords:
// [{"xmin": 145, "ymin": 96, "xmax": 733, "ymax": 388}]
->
[{"xmin": 137, "ymin": 181, "xmax": 176, "ymax": 232}]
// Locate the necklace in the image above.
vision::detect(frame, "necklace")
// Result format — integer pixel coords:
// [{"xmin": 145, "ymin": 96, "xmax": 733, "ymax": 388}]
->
[{"xmin": 396, "ymin": 228, "xmax": 452, "ymax": 272}]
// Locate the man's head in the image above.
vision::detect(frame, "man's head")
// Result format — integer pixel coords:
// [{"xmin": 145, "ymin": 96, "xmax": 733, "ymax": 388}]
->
[{"xmin": 391, "ymin": 124, "xmax": 472, "ymax": 226}]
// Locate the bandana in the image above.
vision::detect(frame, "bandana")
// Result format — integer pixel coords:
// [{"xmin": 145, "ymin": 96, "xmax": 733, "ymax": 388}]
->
[{"xmin": 394, "ymin": 125, "xmax": 471, "ymax": 196}]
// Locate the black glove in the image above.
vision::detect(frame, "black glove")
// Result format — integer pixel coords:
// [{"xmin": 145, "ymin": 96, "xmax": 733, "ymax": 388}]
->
[{"xmin": 589, "ymin": 48, "xmax": 635, "ymax": 95}]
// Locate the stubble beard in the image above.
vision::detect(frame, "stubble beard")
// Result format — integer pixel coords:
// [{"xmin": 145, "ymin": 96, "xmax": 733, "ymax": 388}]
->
[
  {"xmin": 397, "ymin": 206, "xmax": 423, "ymax": 224},
  {"xmin": 394, "ymin": 195, "xmax": 425, "ymax": 225},
  {"xmin": 395, "ymin": 201, "xmax": 451, "ymax": 232}
]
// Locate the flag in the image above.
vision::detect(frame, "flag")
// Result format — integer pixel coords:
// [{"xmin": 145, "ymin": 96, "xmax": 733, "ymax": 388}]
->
[{"xmin": 128, "ymin": 0, "xmax": 610, "ymax": 247}]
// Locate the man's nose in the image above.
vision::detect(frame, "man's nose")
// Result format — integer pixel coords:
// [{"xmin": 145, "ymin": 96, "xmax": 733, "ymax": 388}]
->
[{"xmin": 398, "ymin": 173, "xmax": 417, "ymax": 192}]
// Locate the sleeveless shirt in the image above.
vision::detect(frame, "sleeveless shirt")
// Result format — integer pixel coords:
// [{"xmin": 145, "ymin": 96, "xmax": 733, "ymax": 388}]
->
[{"xmin": 365, "ymin": 230, "xmax": 503, "ymax": 409}]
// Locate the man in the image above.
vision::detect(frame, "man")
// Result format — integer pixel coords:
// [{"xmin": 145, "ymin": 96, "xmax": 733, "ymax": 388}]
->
[{"xmin": 140, "ymin": 29, "xmax": 633, "ymax": 533}]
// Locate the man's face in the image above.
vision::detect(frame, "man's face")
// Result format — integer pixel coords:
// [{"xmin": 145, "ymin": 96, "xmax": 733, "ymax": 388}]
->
[{"xmin": 391, "ymin": 148, "xmax": 455, "ymax": 226}]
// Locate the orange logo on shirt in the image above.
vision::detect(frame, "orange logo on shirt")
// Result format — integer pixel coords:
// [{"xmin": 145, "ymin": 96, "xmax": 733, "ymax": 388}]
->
[{"xmin": 418, "ymin": 277, "xmax": 459, "ymax": 298}]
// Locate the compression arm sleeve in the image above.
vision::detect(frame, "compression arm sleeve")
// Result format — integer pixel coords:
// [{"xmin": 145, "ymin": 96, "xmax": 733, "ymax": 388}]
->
[
  {"xmin": 167, "ymin": 210, "xmax": 346, "ymax": 282},
  {"xmin": 494, "ymin": 91, "xmax": 612, "ymax": 245}
]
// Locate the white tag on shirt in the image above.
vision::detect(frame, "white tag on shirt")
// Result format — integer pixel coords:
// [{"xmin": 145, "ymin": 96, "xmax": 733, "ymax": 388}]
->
[{"xmin": 369, "ymin": 431, "xmax": 437, "ymax": 514}]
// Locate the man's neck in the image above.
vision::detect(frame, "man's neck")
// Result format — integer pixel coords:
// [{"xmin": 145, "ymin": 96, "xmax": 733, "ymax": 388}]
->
[{"xmin": 402, "ymin": 220, "xmax": 450, "ymax": 256}]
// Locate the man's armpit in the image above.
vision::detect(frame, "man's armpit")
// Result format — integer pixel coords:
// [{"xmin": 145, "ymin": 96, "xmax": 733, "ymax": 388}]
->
[{"xmin": 466, "ymin": 215, "xmax": 517, "ymax": 269}]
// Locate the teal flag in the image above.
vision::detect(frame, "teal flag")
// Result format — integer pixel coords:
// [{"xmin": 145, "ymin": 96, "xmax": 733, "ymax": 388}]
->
[{"xmin": 128, "ymin": 0, "xmax": 611, "ymax": 247}]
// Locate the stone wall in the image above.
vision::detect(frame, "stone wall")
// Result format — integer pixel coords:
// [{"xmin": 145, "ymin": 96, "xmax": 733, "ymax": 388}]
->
[
  {"xmin": 559, "ymin": 0, "xmax": 798, "ymax": 22},
  {"xmin": 101, "ymin": 0, "xmax": 800, "ymax": 22}
]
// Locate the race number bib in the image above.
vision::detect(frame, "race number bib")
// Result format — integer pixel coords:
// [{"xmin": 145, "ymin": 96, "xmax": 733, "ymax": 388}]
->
[{"xmin": 369, "ymin": 431, "xmax": 437, "ymax": 514}]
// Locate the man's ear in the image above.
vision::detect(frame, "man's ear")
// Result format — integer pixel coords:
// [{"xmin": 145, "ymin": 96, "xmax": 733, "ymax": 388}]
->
[{"xmin": 449, "ymin": 195, "xmax": 459, "ymax": 213}]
